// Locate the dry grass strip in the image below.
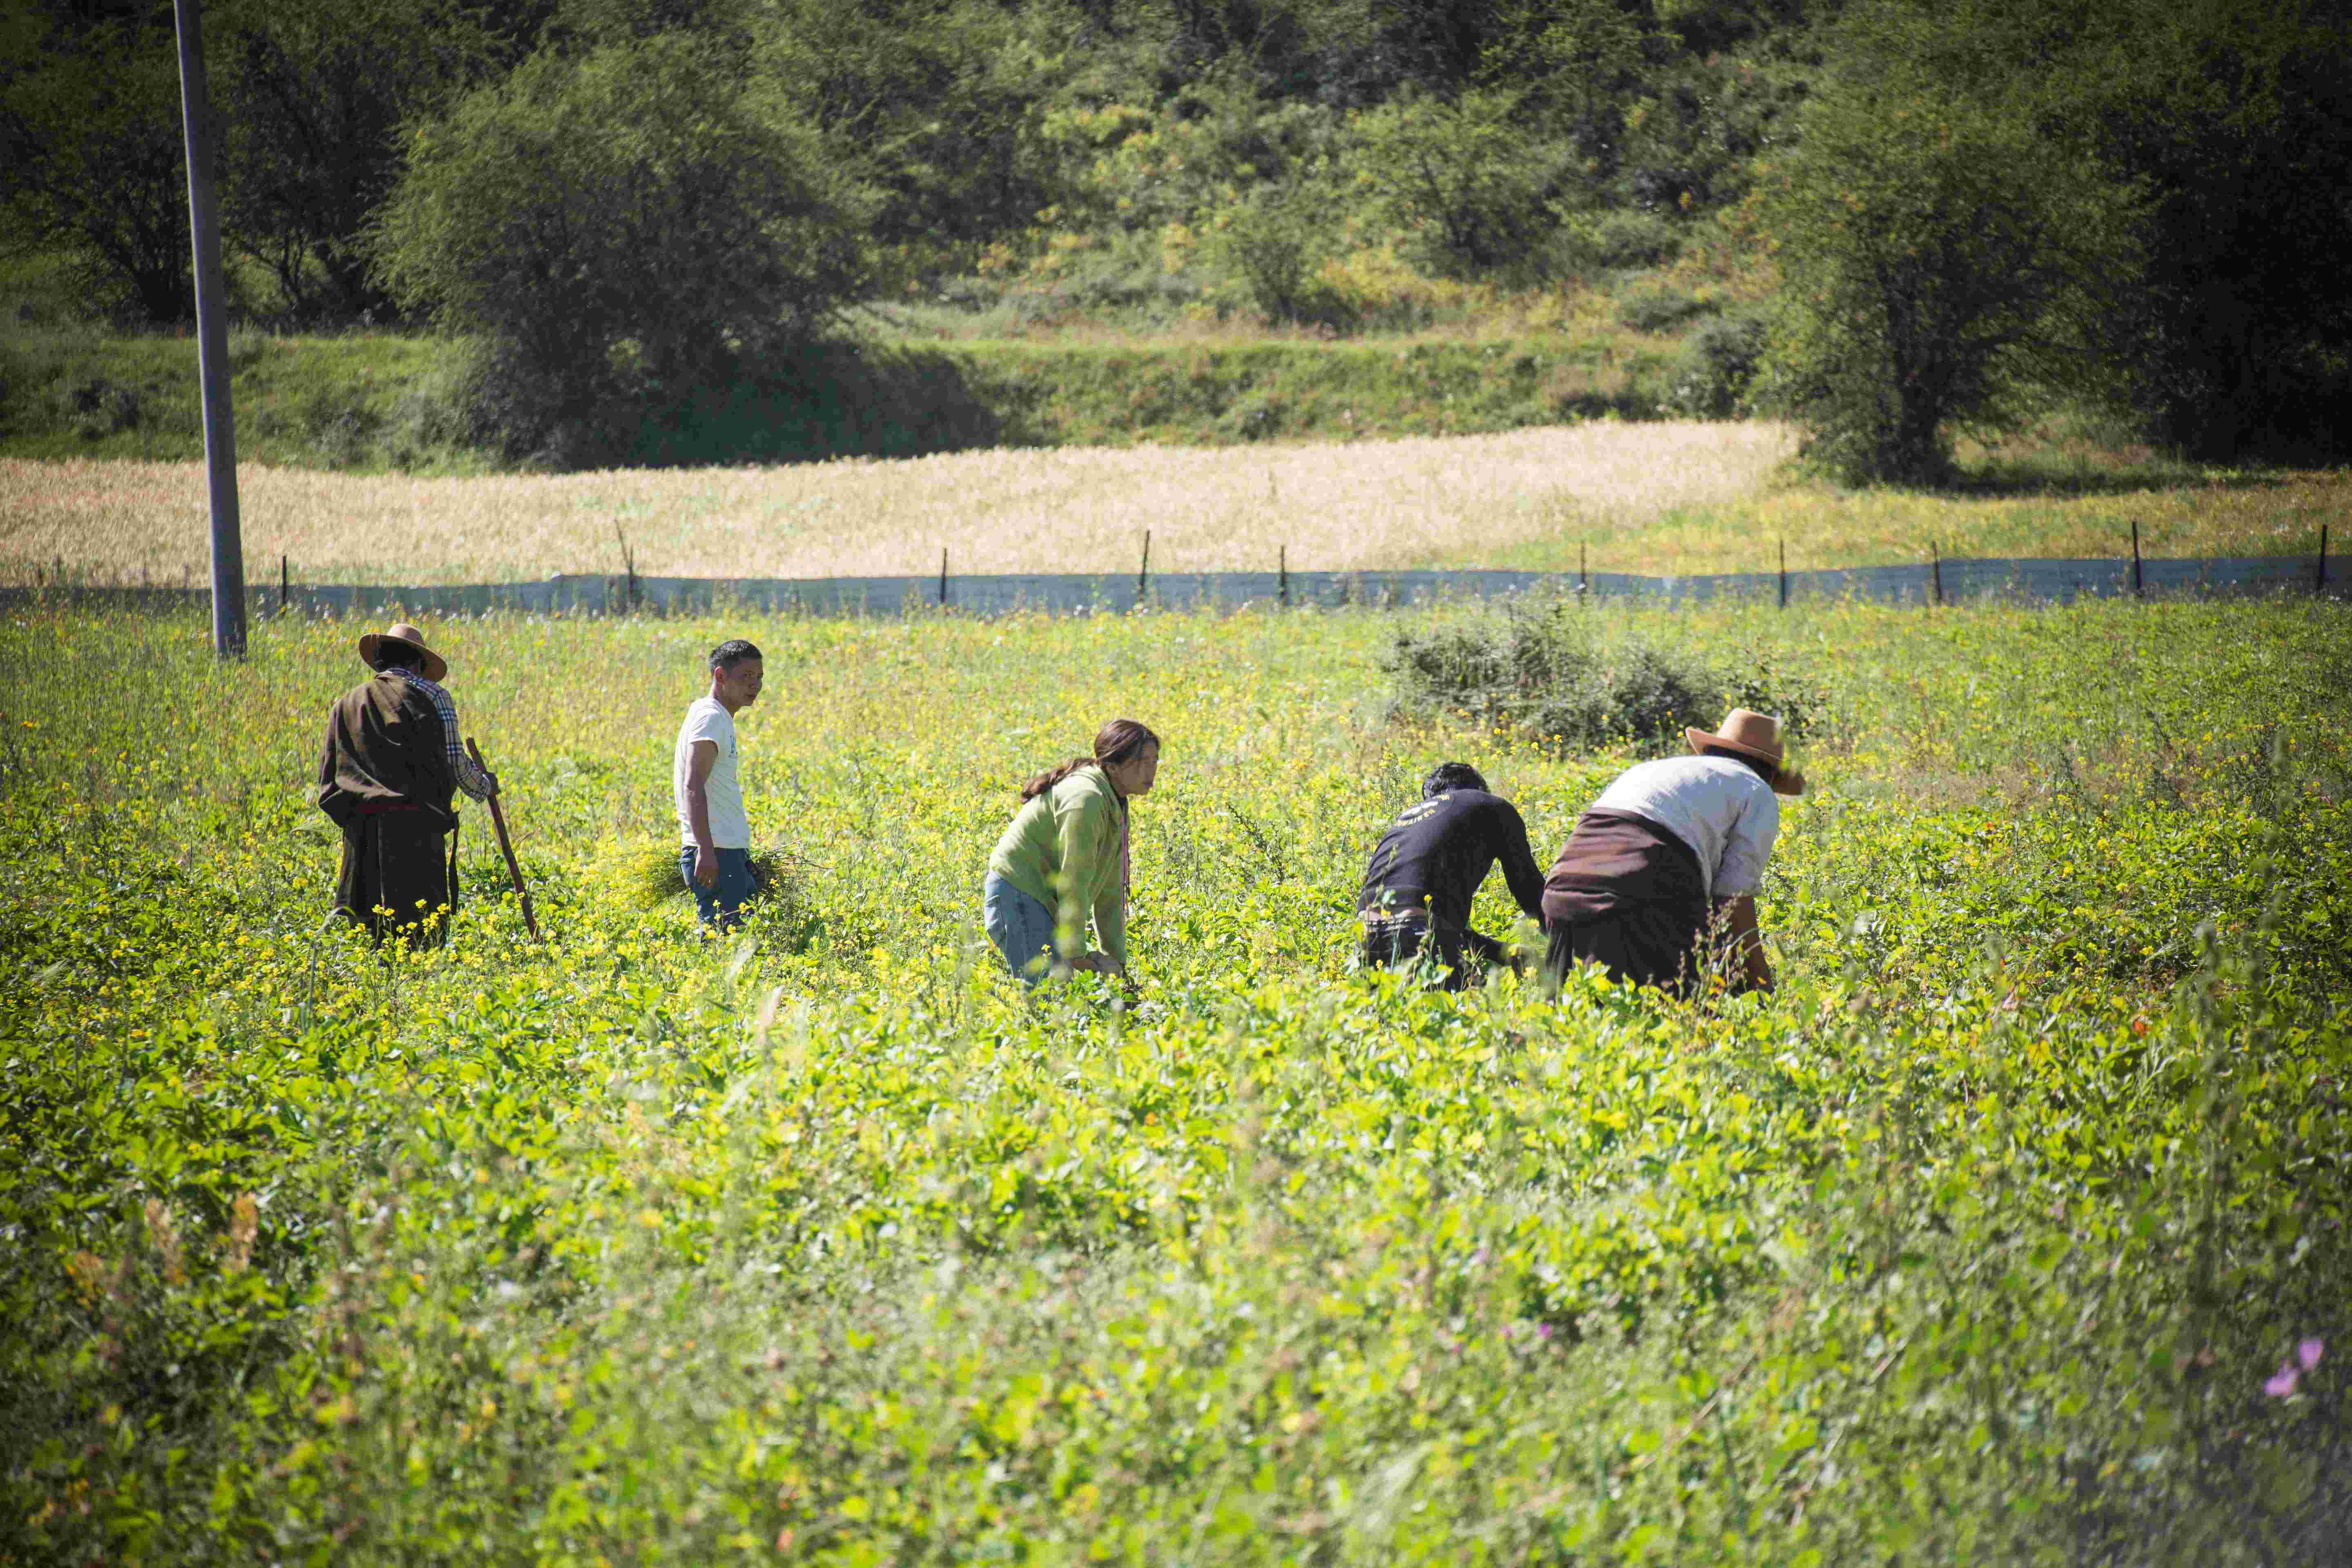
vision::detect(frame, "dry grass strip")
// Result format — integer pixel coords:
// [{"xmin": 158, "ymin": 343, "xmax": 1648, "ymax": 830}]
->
[{"xmin": 0, "ymin": 423, "xmax": 1794, "ymax": 586}]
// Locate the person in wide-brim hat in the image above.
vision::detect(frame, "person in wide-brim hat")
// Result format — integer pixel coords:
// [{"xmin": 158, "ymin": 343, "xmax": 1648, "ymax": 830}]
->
[
  {"xmin": 315, "ymin": 621, "xmax": 495, "ymax": 948},
  {"xmin": 1684, "ymin": 707, "xmax": 1806, "ymax": 797},
  {"xmin": 1538, "ymin": 708, "xmax": 1807, "ymax": 998},
  {"xmin": 356, "ymin": 621, "xmax": 448, "ymax": 684}
]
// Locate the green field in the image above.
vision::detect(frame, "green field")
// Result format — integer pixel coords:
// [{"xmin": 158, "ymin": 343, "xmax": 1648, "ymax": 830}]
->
[{"xmin": 4, "ymin": 601, "xmax": 2349, "ymax": 1561}]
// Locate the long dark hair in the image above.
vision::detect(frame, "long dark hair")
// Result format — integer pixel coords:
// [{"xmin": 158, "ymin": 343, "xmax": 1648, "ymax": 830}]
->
[{"xmin": 1021, "ymin": 718, "xmax": 1160, "ymax": 801}]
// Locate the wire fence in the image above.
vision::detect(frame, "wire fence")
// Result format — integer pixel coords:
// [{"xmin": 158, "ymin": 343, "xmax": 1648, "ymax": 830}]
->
[{"xmin": 5, "ymin": 550, "xmax": 2340, "ymax": 620}]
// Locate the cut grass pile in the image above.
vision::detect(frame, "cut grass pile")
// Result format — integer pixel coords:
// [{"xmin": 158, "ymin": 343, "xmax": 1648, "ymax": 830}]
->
[{"xmin": 2, "ymin": 600, "xmax": 2348, "ymax": 1561}]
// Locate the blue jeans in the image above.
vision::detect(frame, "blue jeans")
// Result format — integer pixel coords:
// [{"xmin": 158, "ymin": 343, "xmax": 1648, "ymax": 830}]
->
[
  {"xmin": 983, "ymin": 872, "xmax": 1058, "ymax": 984},
  {"xmin": 682, "ymin": 845, "xmax": 756, "ymax": 931}
]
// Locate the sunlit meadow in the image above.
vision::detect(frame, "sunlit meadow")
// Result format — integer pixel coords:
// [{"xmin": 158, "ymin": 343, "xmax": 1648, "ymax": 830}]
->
[
  {"xmin": 3, "ymin": 597, "xmax": 2348, "ymax": 1562},
  {"xmin": 21, "ymin": 425, "xmax": 1784, "ymax": 585}
]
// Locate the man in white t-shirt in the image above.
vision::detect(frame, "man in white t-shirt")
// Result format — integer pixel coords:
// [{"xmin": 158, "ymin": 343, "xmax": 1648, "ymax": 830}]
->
[
  {"xmin": 1541, "ymin": 708, "xmax": 1805, "ymax": 996},
  {"xmin": 673, "ymin": 638, "xmax": 764, "ymax": 930}
]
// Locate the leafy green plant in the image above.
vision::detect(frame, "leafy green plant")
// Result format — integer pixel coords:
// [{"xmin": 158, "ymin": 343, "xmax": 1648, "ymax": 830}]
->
[
  {"xmin": 1203, "ymin": 184, "xmax": 1355, "ymax": 331},
  {"xmin": 1, "ymin": 599, "xmax": 2345, "ymax": 1562}
]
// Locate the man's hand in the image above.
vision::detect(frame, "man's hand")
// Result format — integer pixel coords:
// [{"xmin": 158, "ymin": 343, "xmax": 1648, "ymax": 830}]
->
[
  {"xmin": 693, "ymin": 845, "xmax": 718, "ymax": 889},
  {"xmin": 481, "ymin": 768, "xmax": 500, "ymax": 797}
]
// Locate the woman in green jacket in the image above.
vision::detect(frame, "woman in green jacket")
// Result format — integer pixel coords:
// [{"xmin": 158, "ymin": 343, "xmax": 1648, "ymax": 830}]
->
[{"xmin": 984, "ymin": 718, "xmax": 1161, "ymax": 983}]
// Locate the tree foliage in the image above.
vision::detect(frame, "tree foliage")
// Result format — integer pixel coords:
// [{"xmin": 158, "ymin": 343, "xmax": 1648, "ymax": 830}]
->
[
  {"xmin": 371, "ymin": 33, "xmax": 870, "ymax": 463},
  {"xmin": 210, "ymin": 0, "xmax": 523, "ymax": 321},
  {"xmin": 1759, "ymin": 16, "xmax": 2138, "ymax": 483},
  {"xmin": 1355, "ymin": 87, "xmax": 1581, "ymax": 279},
  {"xmin": 4, "ymin": 0, "xmax": 2346, "ymax": 473},
  {"xmin": 0, "ymin": 18, "xmax": 196, "ymax": 323},
  {"xmin": 1760, "ymin": 0, "xmax": 2352, "ymax": 477},
  {"xmin": 2068, "ymin": 0, "xmax": 2352, "ymax": 459}
]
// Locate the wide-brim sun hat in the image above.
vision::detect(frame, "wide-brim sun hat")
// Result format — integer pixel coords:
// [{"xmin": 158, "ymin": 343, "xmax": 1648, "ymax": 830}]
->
[
  {"xmin": 357, "ymin": 621, "xmax": 448, "ymax": 684},
  {"xmin": 1687, "ymin": 707, "xmax": 1805, "ymax": 796}
]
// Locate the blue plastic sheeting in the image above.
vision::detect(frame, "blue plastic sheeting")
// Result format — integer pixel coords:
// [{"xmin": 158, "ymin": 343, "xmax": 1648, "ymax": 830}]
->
[{"xmin": 5, "ymin": 554, "xmax": 2338, "ymax": 619}]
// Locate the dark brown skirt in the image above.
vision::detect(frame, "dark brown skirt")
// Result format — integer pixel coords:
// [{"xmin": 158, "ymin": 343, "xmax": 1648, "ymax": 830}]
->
[
  {"xmin": 1540, "ymin": 809, "xmax": 1708, "ymax": 994},
  {"xmin": 335, "ymin": 810, "xmax": 457, "ymax": 949}
]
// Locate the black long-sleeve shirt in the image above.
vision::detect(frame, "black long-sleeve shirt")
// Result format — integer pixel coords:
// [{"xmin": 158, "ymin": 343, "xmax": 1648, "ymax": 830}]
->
[{"xmin": 1357, "ymin": 789, "xmax": 1546, "ymax": 935}]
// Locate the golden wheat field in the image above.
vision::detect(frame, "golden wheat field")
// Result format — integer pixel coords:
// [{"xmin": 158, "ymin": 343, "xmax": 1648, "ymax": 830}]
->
[
  {"xmin": 0, "ymin": 424, "xmax": 1797, "ymax": 585},
  {"xmin": 7, "ymin": 425, "xmax": 2343, "ymax": 587}
]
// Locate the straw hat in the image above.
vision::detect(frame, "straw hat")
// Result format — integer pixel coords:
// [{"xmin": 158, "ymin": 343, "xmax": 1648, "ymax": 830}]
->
[
  {"xmin": 1686, "ymin": 708, "xmax": 1805, "ymax": 795},
  {"xmin": 358, "ymin": 621, "xmax": 448, "ymax": 683}
]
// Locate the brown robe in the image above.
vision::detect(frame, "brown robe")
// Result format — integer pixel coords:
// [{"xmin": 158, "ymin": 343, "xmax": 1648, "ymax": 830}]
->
[
  {"xmin": 317, "ymin": 673, "xmax": 459, "ymax": 947},
  {"xmin": 1540, "ymin": 809, "xmax": 1710, "ymax": 995}
]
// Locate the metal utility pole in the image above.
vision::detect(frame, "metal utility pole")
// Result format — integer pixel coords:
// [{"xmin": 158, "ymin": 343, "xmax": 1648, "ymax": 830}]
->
[{"xmin": 173, "ymin": 0, "xmax": 244, "ymax": 658}]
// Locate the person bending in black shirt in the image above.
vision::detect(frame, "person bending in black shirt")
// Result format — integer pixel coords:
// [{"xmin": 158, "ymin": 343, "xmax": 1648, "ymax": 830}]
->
[{"xmin": 1358, "ymin": 762, "xmax": 1547, "ymax": 989}]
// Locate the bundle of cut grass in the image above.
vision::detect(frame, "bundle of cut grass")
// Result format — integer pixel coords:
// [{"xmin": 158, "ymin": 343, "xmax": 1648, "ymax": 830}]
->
[{"xmin": 592, "ymin": 837, "xmax": 807, "ymax": 921}]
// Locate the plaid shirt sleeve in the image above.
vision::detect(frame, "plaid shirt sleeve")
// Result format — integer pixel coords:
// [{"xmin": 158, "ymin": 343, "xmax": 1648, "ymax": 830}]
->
[{"xmin": 394, "ymin": 669, "xmax": 494, "ymax": 800}]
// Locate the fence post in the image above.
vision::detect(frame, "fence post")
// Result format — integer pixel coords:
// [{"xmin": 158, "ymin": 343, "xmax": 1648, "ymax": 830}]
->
[
  {"xmin": 614, "ymin": 521, "xmax": 639, "ymax": 612},
  {"xmin": 279, "ymin": 552, "xmax": 288, "ymax": 615},
  {"xmin": 1278, "ymin": 543, "xmax": 1288, "ymax": 608},
  {"xmin": 1580, "ymin": 542, "xmax": 1589, "ymax": 604},
  {"xmin": 1931, "ymin": 540, "xmax": 1942, "ymax": 607},
  {"xmin": 1778, "ymin": 539, "xmax": 1788, "ymax": 610},
  {"xmin": 2320, "ymin": 523, "xmax": 2330, "ymax": 595},
  {"xmin": 2131, "ymin": 520, "xmax": 2143, "ymax": 600},
  {"xmin": 1138, "ymin": 529, "xmax": 1151, "ymax": 604},
  {"xmin": 938, "ymin": 546, "xmax": 948, "ymax": 607}
]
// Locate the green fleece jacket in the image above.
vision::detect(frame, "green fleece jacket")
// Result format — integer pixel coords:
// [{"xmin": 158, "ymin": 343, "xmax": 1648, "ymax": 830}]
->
[{"xmin": 987, "ymin": 765, "xmax": 1128, "ymax": 968}]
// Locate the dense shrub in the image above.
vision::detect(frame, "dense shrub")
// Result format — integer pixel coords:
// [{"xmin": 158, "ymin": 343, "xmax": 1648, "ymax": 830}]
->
[
  {"xmin": 1204, "ymin": 185, "xmax": 1355, "ymax": 330},
  {"xmin": 1555, "ymin": 208, "xmax": 1684, "ymax": 271},
  {"xmin": 1757, "ymin": 42, "xmax": 2133, "ymax": 486},
  {"xmin": 1664, "ymin": 310, "xmax": 1768, "ymax": 418},
  {"xmin": 1384, "ymin": 601, "xmax": 1826, "ymax": 756},
  {"xmin": 1615, "ymin": 285, "xmax": 1712, "ymax": 333}
]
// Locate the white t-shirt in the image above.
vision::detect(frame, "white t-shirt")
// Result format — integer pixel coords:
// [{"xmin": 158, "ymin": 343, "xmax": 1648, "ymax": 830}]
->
[
  {"xmin": 673, "ymin": 696, "xmax": 750, "ymax": 849},
  {"xmin": 1590, "ymin": 755, "xmax": 1779, "ymax": 899}
]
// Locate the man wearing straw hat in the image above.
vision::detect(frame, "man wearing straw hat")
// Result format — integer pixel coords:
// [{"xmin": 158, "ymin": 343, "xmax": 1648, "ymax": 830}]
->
[
  {"xmin": 316, "ymin": 621, "xmax": 497, "ymax": 947},
  {"xmin": 1541, "ymin": 708, "xmax": 1805, "ymax": 996}
]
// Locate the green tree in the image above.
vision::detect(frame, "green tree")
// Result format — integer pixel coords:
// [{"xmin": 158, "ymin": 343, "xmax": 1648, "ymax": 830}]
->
[
  {"xmin": 371, "ymin": 33, "xmax": 870, "ymax": 462},
  {"xmin": 750, "ymin": 0, "xmax": 1064, "ymax": 276},
  {"xmin": 2069, "ymin": 0, "xmax": 2352, "ymax": 459},
  {"xmin": 1758, "ymin": 3, "xmax": 2138, "ymax": 483},
  {"xmin": 1354, "ymin": 86, "xmax": 1579, "ymax": 278},
  {"xmin": 211, "ymin": 0, "xmax": 524, "ymax": 321},
  {"xmin": 0, "ymin": 18, "xmax": 196, "ymax": 323}
]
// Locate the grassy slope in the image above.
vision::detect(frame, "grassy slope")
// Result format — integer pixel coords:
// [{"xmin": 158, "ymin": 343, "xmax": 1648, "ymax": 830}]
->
[
  {"xmin": 0, "ymin": 327, "xmax": 1679, "ymax": 471},
  {"xmin": 1, "ymin": 601, "xmax": 2347, "ymax": 1561}
]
